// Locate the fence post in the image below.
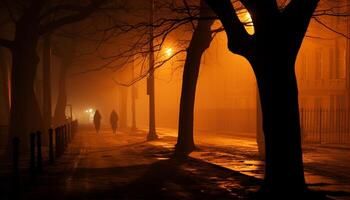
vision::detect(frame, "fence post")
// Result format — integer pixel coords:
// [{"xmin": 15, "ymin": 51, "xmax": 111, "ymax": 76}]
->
[
  {"xmin": 64, "ymin": 125, "xmax": 68, "ymax": 148},
  {"xmin": 30, "ymin": 132, "xmax": 36, "ymax": 174},
  {"xmin": 58, "ymin": 126, "xmax": 61, "ymax": 156},
  {"xmin": 36, "ymin": 131, "xmax": 43, "ymax": 173},
  {"xmin": 67, "ymin": 123, "xmax": 70, "ymax": 143},
  {"xmin": 61, "ymin": 125, "xmax": 64, "ymax": 150},
  {"xmin": 319, "ymin": 107, "xmax": 322, "ymax": 144},
  {"xmin": 12, "ymin": 137, "xmax": 20, "ymax": 175},
  {"xmin": 71, "ymin": 122, "xmax": 74, "ymax": 137},
  {"xmin": 68, "ymin": 123, "xmax": 71, "ymax": 142},
  {"xmin": 59, "ymin": 126, "xmax": 63, "ymax": 155},
  {"xmin": 59, "ymin": 126, "xmax": 62, "ymax": 156},
  {"xmin": 66, "ymin": 123, "xmax": 69, "ymax": 143},
  {"xmin": 60, "ymin": 126, "xmax": 64, "ymax": 154},
  {"xmin": 55, "ymin": 127, "xmax": 59, "ymax": 158},
  {"xmin": 49, "ymin": 128, "xmax": 54, "ymax": 164}
]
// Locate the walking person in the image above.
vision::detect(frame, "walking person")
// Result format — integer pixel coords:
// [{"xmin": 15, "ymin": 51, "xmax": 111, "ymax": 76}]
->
[
  {"xmin": 110, "ymin": 110, "xmax": 118, "ymax": 134},
  {"xmin": 93, "ymin": 110, "xmax": 102, "ymax": 133}
]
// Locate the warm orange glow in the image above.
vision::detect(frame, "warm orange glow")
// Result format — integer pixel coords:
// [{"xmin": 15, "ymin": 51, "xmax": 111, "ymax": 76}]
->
[
  {"xmin": 238, "ymin": 10, "xmax": 255, "ymax": 35},
  {"xmin": 232, "ymin": 0, "xmax": 255, "ymax": 35},
  {"xmin": 85, "ymin": 108, "xmax": 95, "ymax": 122},
  {"xmin": 165, "ymin": 47, "xmax": 173, "ymax": 57},
  {"xmin": 242, "ymin": 12, "xmax": 252, "ymax": 24},
  {"xmin": 85, "ymin": 108, "xmax": 94, "ymax": 113}
]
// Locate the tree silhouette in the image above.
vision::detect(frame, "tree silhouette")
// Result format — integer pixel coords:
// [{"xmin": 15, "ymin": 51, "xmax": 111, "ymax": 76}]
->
[
  {"xmin": 174, "ymin": 0, "xmax": 215, "ymax": 156},
  {"xmin": 204, "ymin": 0, "xmax": 320, "ymax": 196},
  {"xmin": 74, "ymin": 0, "xmax": 348, "ymax": 161},
  {"xmin": 52, "ymin": 36, "xmax": 77, "ymax": 126},
  {"xmin": 0, "ymin": 0, "xmax": 108, "ymax": 150},
  {"xmin": 0, "ymin": 47, "xmax": 10, "ymax": 127}
]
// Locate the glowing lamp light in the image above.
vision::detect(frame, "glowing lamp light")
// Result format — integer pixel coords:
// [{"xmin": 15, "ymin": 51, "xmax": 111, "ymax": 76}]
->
[
  {"xmin": 84, "ymin": 108, "xmax": 95, "ymax": 123},
  {"xmin": 165, "ymin": 47, "xmax": 173, "ymax": 57},
  {"xmin": 85, "ymin": 108, "xmax": 94, "ymax": 113}
]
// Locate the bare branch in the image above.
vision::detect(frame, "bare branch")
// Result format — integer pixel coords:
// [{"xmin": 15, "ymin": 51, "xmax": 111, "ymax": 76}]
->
[
  {"xmin": 182, "ymin": 0, "xmax": 196, "ymax": 30},
  {"xmin": 111, "ymin": 49, "xmax": 186, "ymax": 87},
  {"xmin": 39, "ymin": 0, "xmax": 108, "ymax": 35},
  {"xmin": 284, "ymin": 0, "xmax": 320, "ymax": 20},
  {"xmin": 313, "ymin": 17, "xmax": 350, "ymax": 39},
  {"xmin": 282, "ymin": 0, "xmax": 320, "ymax": 45},
  {"xmin": 204, "ymin": 0, "xmax": 253, "ymax": 57},
  {"xmin": 40, "ymin": 4, "xmax": 92, "ymax": 20},
  {"xmin": 241, "ymin": 0, "xmax": 279, "ymax": 17}
]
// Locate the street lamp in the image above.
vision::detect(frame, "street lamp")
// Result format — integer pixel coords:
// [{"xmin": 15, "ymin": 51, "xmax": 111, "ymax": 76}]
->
[
  {"xmin": 165, "ymin": 47, "xmax": 173, "ymax": 57},
  {"xmin": 85, "ymin": 108, "xmax": 94, "ymax": 123},
  {"xmin": 147, "ymin": 0, "xmax": 158, "ymax": 141}
]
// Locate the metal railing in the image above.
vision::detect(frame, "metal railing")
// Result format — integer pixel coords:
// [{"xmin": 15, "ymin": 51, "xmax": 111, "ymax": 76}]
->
[
  {"xmin": 300, "ymin": 108, "xmax": 350, "ymax": 144},
  {"xmin": 11, "ymin": 120, "xmax": 79, "ymax": 175}
]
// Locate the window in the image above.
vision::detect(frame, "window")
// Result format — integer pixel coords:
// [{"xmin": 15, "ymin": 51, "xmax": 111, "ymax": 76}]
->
[
  {"xmin": 315, "ymin": 48, "xmax": 323, "ymax": 80},
  {"xmin": 330, "ymin": 45, "xmax": 346, "ymax": 80},
  {"xmin": 296, "ymin": 52, "xmax": 307, "ymax": 80}
]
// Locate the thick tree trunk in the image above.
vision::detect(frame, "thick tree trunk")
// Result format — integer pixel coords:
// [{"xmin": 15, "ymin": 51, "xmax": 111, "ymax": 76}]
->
[
  {"xmin": 119, "ymin": 86, "xmax": 128, "ymax": 130},
  {"xmin": 174, "ymin": 1, "xmax": 214, "ymax": 156},
  {"xmin": 253, "ymin": 56, "xmax": 305, "ymax": 193},
  {"xmin": 42, "ymin": 36, "xmax": 52, "ymax": 144},
  {"xmin": 53, "ymin": 61, "xmax": 68, "ymax": 126},
  {"xmin": 54, "ymin": 37, "xmax": 76, "ymax": 126},
  {"xmin": 0, "ymin": 48, "xmax": 10, "ymax": 126},
  {"xmin": 9, "ymin": 19, "xmax": 43, "ymax": 151},
  {"xmin": 203, "ymin": 0, "xmax": 318, "ymax": 196},
  {"xmin": 174, "ymin": 48, "xmax": 201, "ymax": 155}
]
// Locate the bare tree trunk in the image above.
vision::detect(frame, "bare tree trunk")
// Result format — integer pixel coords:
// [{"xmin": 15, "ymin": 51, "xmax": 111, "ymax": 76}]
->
[
  {"xmin": 9, "ymin": 18, "xmax": 43, "ymax": 151},
  {"xmin": 204, "ymin": 0, "xmax": 318, "ymax": 196},
  {"xmin": 147, "ymin": 0, "xmax": 158, "ymax": 140},
  {"xmin": 53, "ymin": 60, "xmax": 68, "ymax": 126},
  {"xmin": 174, "ymin": 1, "xmax": 214, "ymax": 156},
  {"xmin": 42, "ymin": 36, "xmax": 52, "ymax": 143},
  {"xmin": 253, "ymin": 55, "xmax": 305, "ymax": 193},
  {"xmin": 119, "ymin": 86, "xmax": 128, "ymax": 130},
  {"xmin": 4, "ymin": 0, "xmax": 105, "ymax": 152},
  {"xmin": 147, "ymin": 73, "xmax": 157, "ymax": 139},
  {"xmin": 0, "ymin": 48, "xmax": 10, "ymax": 126},
  {"xmin": 53, "ymin": 37, "xmax": 76, "ymax": 126}
]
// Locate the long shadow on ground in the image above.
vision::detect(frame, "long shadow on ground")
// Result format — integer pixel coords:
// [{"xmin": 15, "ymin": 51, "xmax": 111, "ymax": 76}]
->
[
  {"xmin": 2, "ymin": 137, "xmax": 347, "ymax": 200},
  {"xmin": 15, "ymin": 158, "xmax": 262, "ymax": 200}
]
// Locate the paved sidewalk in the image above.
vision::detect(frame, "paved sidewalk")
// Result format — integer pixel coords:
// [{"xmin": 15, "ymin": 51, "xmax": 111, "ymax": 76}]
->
[
  {"xmin": 1, "ymin": 128, "xmax": 261, "ymax": 200},
  {"xmin": 153, "ymin": 128, "xmax": 350, "ymax": 200},
  {"xmin": 1, "ymin": 127, "xmax": 349, "ymax": 199}
]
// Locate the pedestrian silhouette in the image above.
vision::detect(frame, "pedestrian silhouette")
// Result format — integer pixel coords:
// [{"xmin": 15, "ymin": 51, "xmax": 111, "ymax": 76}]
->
[
  {"xmin": 93, "ymin": 110, "xmax": 102, "ymax": 133},
  {"xmin": 110, "ymin": 110, "xmax": 118, "ymax": 134}
]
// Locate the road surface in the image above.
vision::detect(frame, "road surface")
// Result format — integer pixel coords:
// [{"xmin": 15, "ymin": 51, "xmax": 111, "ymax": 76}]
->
[{"xmin": 2, "ymin": 126, "xmax": 349, "ymax": 199}]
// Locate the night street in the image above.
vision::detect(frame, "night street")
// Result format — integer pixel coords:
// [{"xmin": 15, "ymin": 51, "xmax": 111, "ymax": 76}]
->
[
  {"xmin": 0, "ymin": 0, "xmax": 349, "ymax": 199},
  {"xmin": 1, "ymin": 127, "xmax": 349, "ymax": 199}
]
